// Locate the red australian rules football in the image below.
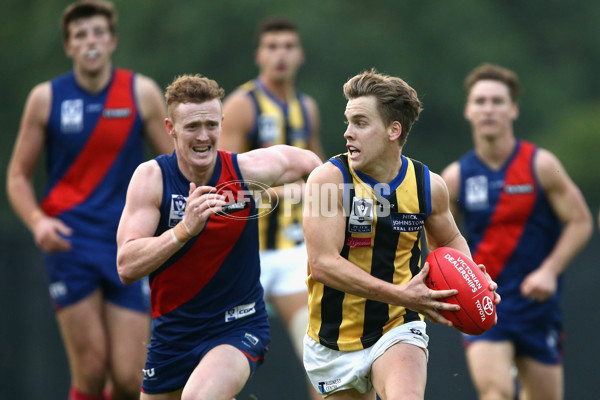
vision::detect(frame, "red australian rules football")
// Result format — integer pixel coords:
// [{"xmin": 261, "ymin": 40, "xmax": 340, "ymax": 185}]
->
[{"xmin": 424, "ymin": 247, "xmax": 495, "ymax": 335}]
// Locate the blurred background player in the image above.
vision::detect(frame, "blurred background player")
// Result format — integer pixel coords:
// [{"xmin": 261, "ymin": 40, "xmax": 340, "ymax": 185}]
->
[
  {"xmin": 6, "ymin": 1, "xmax": 172, "ymax": 399},
  {"xmin": 220, "ymin": 16, "xmax": 324, "ymax": 399},
  {"xmin": 116, "ymin": 74, "xmax": 322, "ymax": 399},
  {"xmin": 441, "ymin": 63, "xmax": 592, "ymax": 400}
]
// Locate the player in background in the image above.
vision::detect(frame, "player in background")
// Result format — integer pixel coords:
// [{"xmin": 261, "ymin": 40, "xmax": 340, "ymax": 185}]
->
[
  {"xmin": 116, "ymin": 74, "xmax": 321, "ymax": 399},
  {"xmin": 6, "ymin": 1, "xmax": 172, "ymax": 399},
  {"xmin": 219, "ymin": 16, "xmax": 324, "ymax": 399},
  {"xmin": 302, "ymin": 69, "xmax": 499, "ymax": 399},
  {"xmin": 441, "ymin": 63, "xmax": 592, "ymax": 400}
]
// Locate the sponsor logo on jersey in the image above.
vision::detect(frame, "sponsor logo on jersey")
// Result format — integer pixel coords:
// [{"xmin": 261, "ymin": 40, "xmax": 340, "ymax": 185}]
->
[
  {"xmin": 504, "ymin": 183, "xmax": 534, "ymax": 194},
  {"xmin": 102, "ymin": 107, "xmax": 131, "ymax": 118},
  {"xmin": 390, "ymin": 213, "xmax": 425, "ymax": 232},
  {"xmin": 217, "ymin": 198, "xmax": 251, "ymax": 215},
  {"xmin": 345, "ymin": 237, "xmax": 372, "ymax": 247}
]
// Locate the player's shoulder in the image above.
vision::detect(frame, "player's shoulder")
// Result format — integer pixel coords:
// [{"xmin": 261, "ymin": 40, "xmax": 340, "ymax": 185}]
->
[
  {"xmin": 133, "ymin": 72, "xmax": 162, "ymax": 94},
  {"xmin": 133, "ymin": 159, "xmax": 162, "ymax": 181},
  {"xmin": 440, "ymin": 161, "xmax": 461, "ymax": 188},
  {"xmin": 307, "ymin": 159, "xmax": 344, "ymax": 185}
]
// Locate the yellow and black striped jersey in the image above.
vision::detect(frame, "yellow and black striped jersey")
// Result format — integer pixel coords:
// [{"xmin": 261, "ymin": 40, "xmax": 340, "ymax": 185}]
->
[
  {"xmin": 239, "ymin": 78, "xmax": 312, "ymax": 250},
  {"xmin": 307, "ymin": 153, "xmax": 431, "ymax": 351}
]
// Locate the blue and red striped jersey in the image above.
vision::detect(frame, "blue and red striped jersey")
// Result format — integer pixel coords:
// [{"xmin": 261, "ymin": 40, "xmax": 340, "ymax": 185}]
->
[
  {"xmin": 458, "ymin": 140, "xmax": 562, "ymax": 323},
  {"xmin": 150, "ymin": 150, "xmax": 268, "ymax": 347}
]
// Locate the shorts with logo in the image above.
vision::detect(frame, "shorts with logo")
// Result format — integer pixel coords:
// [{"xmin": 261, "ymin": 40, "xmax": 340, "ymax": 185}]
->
[
  {"xmin": 463, "ymin": 318, "xmax": 564, "ymax": 364},
  {"xmin": 303, "ymin": 321, "xmax": 429, "ymax": 396},
  {"xmin": 141, "ymin": 322, "xmax": 270, "ymax": 394},
  {"xmin": 44, "ymin": 237, "xmax": 149, "ymax": 312},
  {"xmin": 260, "ymin": 243, "xmax": 308, "ymax": 298}
]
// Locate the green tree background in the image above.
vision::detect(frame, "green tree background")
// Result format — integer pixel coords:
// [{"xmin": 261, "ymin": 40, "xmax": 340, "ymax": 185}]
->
[{"xmin": 1, "ymin": 1, "xmax": 598, "ymax": 399}]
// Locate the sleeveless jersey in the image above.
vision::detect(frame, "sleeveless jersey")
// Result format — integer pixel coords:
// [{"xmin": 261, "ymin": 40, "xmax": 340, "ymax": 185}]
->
[
  {"xmin": 41, "ymin": 68, "xmax": 144, "ymax": 242},
  {"xmin": 458, "ymin": 140, "xmax": 562, "ymax": 323},
  {"xmin": 150, "ymin": 150, "xmax": 268, "ymax": 347},
  {"xmin": 239, "ymin": 78, "xmax": 312, "ymax": 250},
  {"xmin": 306, "ymin": 153, "xmax": 431, "ymax": 351}
]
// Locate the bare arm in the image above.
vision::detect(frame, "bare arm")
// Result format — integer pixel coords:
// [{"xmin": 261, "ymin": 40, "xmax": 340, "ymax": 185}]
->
[
  {"xmin": 520, "ymin": 149, "xmax": 593, "ymax": 300},
  {"xmin": 441, "ymin": 161, "xmax": 461, "ymax": 219},
  {"xmin": 304, "ymin": 94, "xmax": 325, "ymax": 160},
  {"xmin": 237, "ymin": 144, "xmax": 322, "ymax": 189},
  {"xmin": 116, "ymin": 161, "xmax": 227, "ymax": 284},
  {"xmin": 303, "ymin": 163, "xmax": 460, "ymax": 325},
  {"xmin": 220, "ymin": 90, "xmax": 255, "ymax": 153},
  {"xmin": 425, "ymin": 171, "xmax": 470, "ymax": 254},
  {"xmin": 6, "ymin": 82, "xmax": 72, "ymax": 252},
  {"xmin": 135, "ymin": 74, "xmax": 173, "ymax": 155}
]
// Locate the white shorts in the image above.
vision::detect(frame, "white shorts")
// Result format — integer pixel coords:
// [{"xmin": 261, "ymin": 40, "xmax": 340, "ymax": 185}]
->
[
  {"xmin": 303, "ymin": 321, "xmax": 429, "ymax": 396},
  {"xmin": 259, "ymin": 243, "xmax": 308, "ymax": 298}
]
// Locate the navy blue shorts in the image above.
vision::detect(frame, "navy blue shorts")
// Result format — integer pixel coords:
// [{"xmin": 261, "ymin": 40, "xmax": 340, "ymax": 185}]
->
[
  {"xmin": 44, "ymin": 238, "xmax": 149, "ymax": 312},
  {"xmin": 463, "ymin": 318, "xmax": 564, "ymax": 364},
  {"xmin": 141, "ymin": 324, "xmax": 270, "ymax": 394}
]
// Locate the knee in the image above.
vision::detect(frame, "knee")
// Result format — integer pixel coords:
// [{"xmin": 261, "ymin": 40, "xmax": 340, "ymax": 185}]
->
[
  {"xmin": 109, "ymin": 370, "xmax": 143, "ymax": 399},
  {"xmin": 72, "ymin": 350, "xmax": 108, "ymax": 391}
]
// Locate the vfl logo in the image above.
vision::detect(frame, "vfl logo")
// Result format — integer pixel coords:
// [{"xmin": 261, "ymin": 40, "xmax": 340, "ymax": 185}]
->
[
  {"xmin": 465, "ymin": 175, "xmax": 488, "ymax": 211},
  {"xmin": 349, "ymin": 197, "xmax": 373, "ymax": 234},
  {"xmin": 168, "ymin": 194, "xmax": 187, "ymax": 227},
  {"xmin": 257, "ymin": 114, "xmax": 279, "ymax": 144},
  {"xmin": 353, "ymin": 198, "xmax": 372, "ymax": 222},
  {"xmin": 60, "ymin": 99, "xmax": 83, "ymax": 133}
]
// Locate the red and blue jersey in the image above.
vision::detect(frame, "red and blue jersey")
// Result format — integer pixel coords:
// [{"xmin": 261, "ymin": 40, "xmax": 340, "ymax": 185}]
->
[
  {"xmin": 458, "ymin": 140, "xmax": 562, "ymax": 324},
  {"xmin": 42, "ymin": 68, "xmax": 144, "ymax": 243},
  {"xmin": 150, "ymin": 150, "xmax": 268, "ymax": 348}
]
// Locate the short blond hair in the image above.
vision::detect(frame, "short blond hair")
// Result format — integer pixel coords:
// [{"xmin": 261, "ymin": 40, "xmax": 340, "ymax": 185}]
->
[{"xmin": 344, "ymin": 68, "xmax": 422, "ymax": 147}]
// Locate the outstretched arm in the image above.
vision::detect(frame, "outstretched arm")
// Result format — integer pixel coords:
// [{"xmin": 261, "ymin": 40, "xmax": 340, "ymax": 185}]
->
[{"xmin": 237, "ymin": 144, "xmax": 322, "ymax": 189}]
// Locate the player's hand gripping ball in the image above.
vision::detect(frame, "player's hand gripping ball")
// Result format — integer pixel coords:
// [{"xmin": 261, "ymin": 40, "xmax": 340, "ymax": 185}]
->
[{"xmin": 425, "ymin": 247, "xmax": 496, "ymax": 335}]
